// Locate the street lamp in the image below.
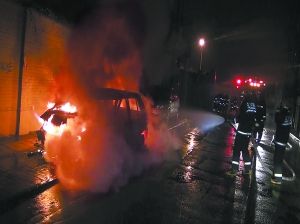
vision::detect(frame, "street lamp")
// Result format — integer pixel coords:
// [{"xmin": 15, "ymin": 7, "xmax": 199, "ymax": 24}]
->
[{"xmin": 198, "ymin": 38, "xmax": 205, "ymax": 71}]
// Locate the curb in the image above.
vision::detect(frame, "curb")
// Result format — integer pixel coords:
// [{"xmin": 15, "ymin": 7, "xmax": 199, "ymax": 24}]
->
[{"xmin": 0, "ymin": 178, "xmax": 58, "ymax": 215}]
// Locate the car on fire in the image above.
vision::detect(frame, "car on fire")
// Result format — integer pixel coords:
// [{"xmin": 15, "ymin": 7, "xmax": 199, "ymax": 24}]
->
[
  {"xmin": 94, "ymin": 88, "xmax": 147, "ymax": 149},
  {"xmin": 35, "ymin": 88, "xmax": 148, "ymax": 152}
]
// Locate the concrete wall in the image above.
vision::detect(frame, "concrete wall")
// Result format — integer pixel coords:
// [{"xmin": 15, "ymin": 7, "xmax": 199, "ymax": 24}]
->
[
  {"xmin": 0, "ymin": 1, "xmax": 22, "ymax": 136},
  {"xmin": 0, "ymin": 0, "xmax": 70, "ymax": 136},
  {"xmin": 20, "ymin": 9, "xmax": 69, "ymax": 135}
]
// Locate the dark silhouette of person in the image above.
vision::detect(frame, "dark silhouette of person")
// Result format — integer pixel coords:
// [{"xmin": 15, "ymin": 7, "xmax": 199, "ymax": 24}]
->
[
  {"xmin": 253, "ymin": 91, "xmax": 267, "ymax": 143},
  {"xmin": 227, "ymin": 91, "xmax": 257, "ymax": 176},
  {"xmin": 271, "ymin": 103, "xmax": 292, "ymax": 184}
]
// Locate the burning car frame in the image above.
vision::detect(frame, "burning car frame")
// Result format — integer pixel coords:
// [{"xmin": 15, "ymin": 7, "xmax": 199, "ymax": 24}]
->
[
  {"xmin": 32, "ymin": 88, "xmax": 147, "ymax": 156},
  {"xmin": 93, "ymin": 88, "xmax": 147, "ymax": 150},
  {"xmin": 31, "ymin": 102, "xmax": 78, "ymax": 155}
]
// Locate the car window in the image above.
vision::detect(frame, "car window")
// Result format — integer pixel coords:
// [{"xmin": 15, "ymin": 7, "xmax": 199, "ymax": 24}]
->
[
  {"xmin": 128, "ymin": 98, "xmax": 140, "ymax": 111},
  {"xmin": 113, "ymin": 99, "xmax": 127, "ymax": 110},
  {"xmin": 113, "ymin": 99, "xmax": 120, "ymax": 109}
]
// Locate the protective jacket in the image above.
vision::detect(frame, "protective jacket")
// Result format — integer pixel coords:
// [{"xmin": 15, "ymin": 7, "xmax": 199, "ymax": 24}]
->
[
  {"xmin": 231, "ymin": 96, "xmax": 256, "ymax": 173},
  {"xmin": 237, "ymin": 98, "xmax": 257, "ymax": 135},
  {"xmin": 274, "ymin": 106, "xmax": 292, "ymax": 145}
]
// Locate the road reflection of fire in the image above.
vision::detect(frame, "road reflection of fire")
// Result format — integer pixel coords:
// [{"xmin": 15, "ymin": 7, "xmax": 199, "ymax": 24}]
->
[
  {"xmin": 183, "ymin": 128, "xmax": 201, "ymax": 157},
  {"xmin": 33, "ymin": 166, "xmax": 61, "ymax": 222},
  {"xmin": 180, "ymin": 128, "xmax": 202, "ymax": 183},
  {"xmin": 183, "ymin": 165, "xmax": 193, "ymax": 182},
  {"xmin": 34, "ymin": 185, "xmax": 61, "ymax": 222}
]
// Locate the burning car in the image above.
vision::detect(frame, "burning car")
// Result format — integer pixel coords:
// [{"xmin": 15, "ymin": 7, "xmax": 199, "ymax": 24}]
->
[
  {"xmin": 93, "ymin": 88, "xmax": 147, "ymax": 149},
  {"xmin": 32, "ymin": 102, "xmax": 78, "ymax": 155},
  {"xmin": 33, "ymin": 88, "xmax": 147, "ymax": 154}
]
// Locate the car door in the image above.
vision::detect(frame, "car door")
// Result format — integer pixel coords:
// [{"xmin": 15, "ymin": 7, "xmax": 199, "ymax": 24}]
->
[{"xmin": 127, "ymin": 96, "xmax": 147, "ymax": 148}]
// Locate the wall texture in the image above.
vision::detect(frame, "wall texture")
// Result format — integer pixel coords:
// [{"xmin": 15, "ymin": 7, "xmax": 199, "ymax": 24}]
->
[
  {"xmin": 0, "ymin": 1, "xmax": 22, "ymax": 136},
  {"xmin": 0, "ymin": 0, "xmax": 70, "ymax": 136}
]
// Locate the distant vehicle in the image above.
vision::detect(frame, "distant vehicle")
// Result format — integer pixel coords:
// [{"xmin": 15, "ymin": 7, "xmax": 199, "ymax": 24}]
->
[
  {"xmin": 212, "ymin": 94, "xmax": 221, "ymax": 112},
  {"xmin": 212, "ymin": 94, "xmax": 229, "ymax": 117},
  {"xmin": 34, "ymin": 88, "xmax": 148, "ymax": 153},
  {"xmin": 150, "ymin": 89, "xmax": 180, "ymax": 122},
  {"xmin": 167, "ymin": 94, "xmax": 180, "ymax": 121}
]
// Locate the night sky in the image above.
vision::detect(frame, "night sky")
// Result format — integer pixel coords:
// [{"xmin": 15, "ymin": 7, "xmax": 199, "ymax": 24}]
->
[{"xmin": 18, "ymin": 0, "xmax": 299, "ymax": 85}]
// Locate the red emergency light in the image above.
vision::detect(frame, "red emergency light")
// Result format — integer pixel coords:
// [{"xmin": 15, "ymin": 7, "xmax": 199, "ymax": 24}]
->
[
  {"xmin": 249, "ymin": 80, "xmax": 265, "ymax": 88},
  {"xmin": 233, "ymin": 76, "xmax": 266, "ymax": 89},
  {"xmin": 235, "ymin": 78, "xmax": 243, "ymax": 89}
]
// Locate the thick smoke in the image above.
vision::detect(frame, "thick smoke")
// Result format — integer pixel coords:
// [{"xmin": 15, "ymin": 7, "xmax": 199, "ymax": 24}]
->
[
  {"xmin": 67, "ymin": 9, "xmax": 142, "ymax": 92},
  {"xmin": 44, "ymin": 3, "xmax": 180, "ymax": 192},
  {"xmin": 143, "ymin": 97, "xmax": 182, "ymax": 159}
]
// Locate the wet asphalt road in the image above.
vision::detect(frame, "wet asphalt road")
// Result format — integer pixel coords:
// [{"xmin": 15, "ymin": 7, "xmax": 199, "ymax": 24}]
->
[
  {"xmin": 1, "ymin": 114, "xmax": 300, "ymax": 224},
  {"xmin": 246, "ymin": 128, "xmax": 300, "ymax": 224},
  {"xmin": 0, "ymin": 121, "xmax": 240, "ymax": 224}
]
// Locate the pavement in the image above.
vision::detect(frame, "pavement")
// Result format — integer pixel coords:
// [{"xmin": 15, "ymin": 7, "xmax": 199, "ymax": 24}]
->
[
  {"xmin": 228, "ymin": 117, "xmax": 300, "ymax": 224},
  {"xmin": 0, "ymin": 133, "xmax": 57, "ymax": 215},
  {"xmin": 0, "ymin": 112, "xmax": 300, "ymax": 223}
]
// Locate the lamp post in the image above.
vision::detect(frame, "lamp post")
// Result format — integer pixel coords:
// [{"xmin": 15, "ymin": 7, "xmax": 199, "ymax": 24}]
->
[{"xmin": 198, "ymin": 38, "xmax": 205, "ymax": 71}]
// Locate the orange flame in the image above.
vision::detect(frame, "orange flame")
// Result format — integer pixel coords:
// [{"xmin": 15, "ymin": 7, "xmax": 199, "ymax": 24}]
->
[
  {"xmin": 43, "ymin": 115, "xmax": 67, "ymax": 136},
  {"xmin": 37, "ymin": 102, "xmax": 83, "ymax": 137}
]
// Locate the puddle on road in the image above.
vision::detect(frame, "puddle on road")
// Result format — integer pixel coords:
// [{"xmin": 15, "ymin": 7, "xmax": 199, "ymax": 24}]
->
[
  {"xmin": 171, "ymin": 166, "xmax": 194, "ymax": 183},
  {"xmin": 170, "ymin": 128, "xmax": 203, "ymax": 183},
  {"xmin": 182, "ymin": 128, "xmax": 202, "ymax": 158},
  {"xmin": 172, "ymin": 126, "xmax": 232, "ymax": 184},
  {"xmin": 34, "ymin": 184, "xmax": 62, "ymax": 223}
]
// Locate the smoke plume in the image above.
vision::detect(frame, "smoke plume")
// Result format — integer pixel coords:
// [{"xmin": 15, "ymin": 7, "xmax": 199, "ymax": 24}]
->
[{"xmin": 44, "ymin": 4, "xmax": 180, "ymax": 192}]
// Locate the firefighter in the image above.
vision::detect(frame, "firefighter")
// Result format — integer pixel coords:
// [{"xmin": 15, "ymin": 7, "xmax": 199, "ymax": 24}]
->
[
  {"xmin": 271, "ymin": 103, "xmax": 292, "ymax": 185},
  {"xmin": 253, "ymin": 91, "xmax": 267, "ymax": 143},
  {"xmin": 227, "ymin": 91, "xmax": 257, "ymax": 176}
]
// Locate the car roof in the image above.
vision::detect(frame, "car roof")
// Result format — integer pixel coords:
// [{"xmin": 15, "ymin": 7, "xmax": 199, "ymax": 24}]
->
[{"xmin": 93, "ymin": 88, "xmax": 142, "ymax": 100}]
